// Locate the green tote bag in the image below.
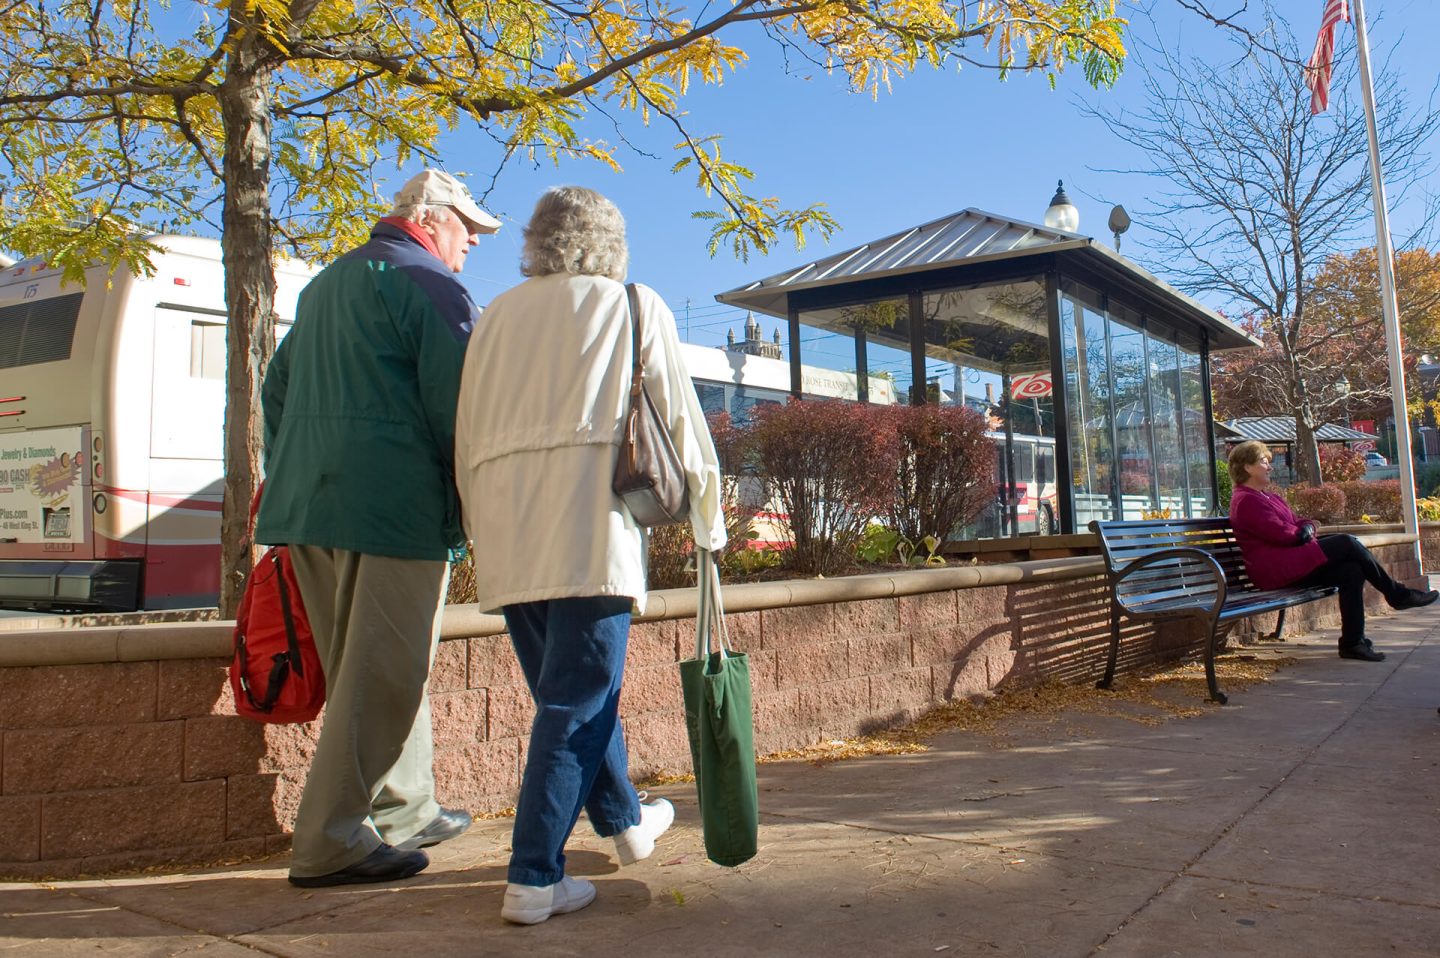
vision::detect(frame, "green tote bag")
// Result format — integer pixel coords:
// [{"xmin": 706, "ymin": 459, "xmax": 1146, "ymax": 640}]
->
[{"xmin": 680, "ymin": 549, "xmax": 759, "ymax": 867}]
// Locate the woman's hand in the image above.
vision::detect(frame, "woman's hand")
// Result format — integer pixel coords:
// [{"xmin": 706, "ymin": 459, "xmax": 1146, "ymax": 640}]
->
[{"xmin": 1296, "ymin": 521, "xmax": 1316, "ymax": 545}]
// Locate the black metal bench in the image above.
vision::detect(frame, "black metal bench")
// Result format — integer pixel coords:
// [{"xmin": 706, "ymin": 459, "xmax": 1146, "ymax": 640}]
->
[{"xmin": 1089, "ymin": 517, "xmax": 1338, "ymax": 704}]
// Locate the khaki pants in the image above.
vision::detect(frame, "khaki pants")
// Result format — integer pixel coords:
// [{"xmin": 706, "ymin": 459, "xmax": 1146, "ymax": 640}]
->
[{"xmin": 286, "ymin": 546, "xmax": 448, "ymax": 877}]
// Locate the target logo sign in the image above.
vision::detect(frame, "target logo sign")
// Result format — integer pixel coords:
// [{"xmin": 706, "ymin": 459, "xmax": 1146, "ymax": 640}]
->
[{"xmin": 1010, "ymin": 372, "xmax": 1053, "ymax": 399}]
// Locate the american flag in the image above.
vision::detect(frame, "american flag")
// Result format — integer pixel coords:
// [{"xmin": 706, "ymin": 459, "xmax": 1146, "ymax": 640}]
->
[{"xmin": 1305, "ymin": 0, "xmax": 1351, "ymax": 114}]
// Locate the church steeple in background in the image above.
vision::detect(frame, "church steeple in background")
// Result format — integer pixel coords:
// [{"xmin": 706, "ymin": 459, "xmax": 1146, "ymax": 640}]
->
[{"xmin": 726, "ymin": 311, "xmax": 783, "ymax": 359}]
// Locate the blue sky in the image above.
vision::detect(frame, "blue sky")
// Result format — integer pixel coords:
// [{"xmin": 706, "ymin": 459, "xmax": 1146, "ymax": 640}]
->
[{"xmin": 426, "ymin": 0, "xmax": 1440, "ymax": 361}]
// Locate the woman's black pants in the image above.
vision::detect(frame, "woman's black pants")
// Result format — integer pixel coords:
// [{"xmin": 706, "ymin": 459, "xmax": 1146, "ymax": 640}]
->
[{"xmin": 1293, "ymin": 534, "xmax": 1402, "ymax": 646}]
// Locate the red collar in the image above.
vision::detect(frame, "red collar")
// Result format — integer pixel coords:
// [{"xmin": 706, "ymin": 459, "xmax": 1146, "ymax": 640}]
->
[{"xmin": 378, "ymin": 216, "xmax": 441, "ymax": 259}]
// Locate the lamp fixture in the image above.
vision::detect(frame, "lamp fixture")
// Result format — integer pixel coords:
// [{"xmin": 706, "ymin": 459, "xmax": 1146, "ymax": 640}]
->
[
  {"xmin": 1108, "ymin": 205, "xmax": 1132, "ymax": 252},
  {"xmin": 1043, "ymin": 180, "xmax": 1080, "ymax": 233}
]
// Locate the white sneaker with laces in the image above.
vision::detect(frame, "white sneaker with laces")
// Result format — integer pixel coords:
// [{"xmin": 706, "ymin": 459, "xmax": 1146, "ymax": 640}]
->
[
  {"xmin": 613, "ymin": 797, "xmax": 675, "ymax": 865},
  {"xmin": 501, "ymin": 875, "xmax": 596, "ymax": 925}
]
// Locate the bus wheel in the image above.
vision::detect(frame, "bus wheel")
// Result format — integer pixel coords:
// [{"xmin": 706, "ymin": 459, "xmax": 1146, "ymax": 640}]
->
[{"xmin": 1040, "ymin": 502, "xmax": 1057, "ymax": 535}]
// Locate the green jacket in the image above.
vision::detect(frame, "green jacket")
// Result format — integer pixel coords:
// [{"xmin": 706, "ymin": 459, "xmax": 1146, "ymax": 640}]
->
[{"xmin": 255, "ymin": 222, "xmax": 477, "ymax": 560}]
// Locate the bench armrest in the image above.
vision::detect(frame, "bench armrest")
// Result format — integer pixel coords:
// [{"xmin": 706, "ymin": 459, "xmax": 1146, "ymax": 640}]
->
[{"xmin": 1112, "ymin": 547, "xmax": 1227, "ymax": 619}]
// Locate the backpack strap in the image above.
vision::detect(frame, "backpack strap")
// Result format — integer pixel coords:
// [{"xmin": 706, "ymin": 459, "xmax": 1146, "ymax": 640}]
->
[{"xmin": 273, "ymin": 550, "xmax": 306, "ymax": 678}]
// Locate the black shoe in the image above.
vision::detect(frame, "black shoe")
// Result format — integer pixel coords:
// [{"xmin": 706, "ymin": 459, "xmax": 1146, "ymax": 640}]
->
[
  {"xmin": 1338, "ymin": 642, "xmax": 1386, "ymax": 662},
  {"xmin": 1391, "ymin": 588, "xmax": 1439, "ymax": 610},
  {"xmin": 288, "ymin": 844, "xmax": 429, "ymax": 888},
  {"xmin": 396, "ymin": 808, "xmax": 473, "ymax": 851}
]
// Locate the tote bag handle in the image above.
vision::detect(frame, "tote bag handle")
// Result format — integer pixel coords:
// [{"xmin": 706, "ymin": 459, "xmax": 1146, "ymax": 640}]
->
[{"xmin": 694, "ymin": 548, "xmax": 731, "ymax": 662}]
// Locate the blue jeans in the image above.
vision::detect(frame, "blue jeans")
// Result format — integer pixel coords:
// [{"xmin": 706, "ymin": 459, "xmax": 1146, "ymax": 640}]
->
[{"xmin": 504, "ymin": 596, "xmax": 643, "ymax": 886}]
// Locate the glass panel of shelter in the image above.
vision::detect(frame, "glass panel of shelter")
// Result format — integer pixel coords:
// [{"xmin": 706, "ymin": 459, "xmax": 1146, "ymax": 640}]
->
[
  {"xmin": 799, "ymin": 281, "xmax": 1057, "ymax": 540},
  {"xmin": 920, "ymin": 279, "xmax": 1054, "ymax": 538},
  {"xmin": 1059, "ymin": 279, "xmax": 1116, "ymax": 527},
  {"xmin": 1179, "ymin": 344, "xmax": 1215, "ymax": 514},
  {"xmin": 792, "ymin": 276, "xmax": 1218, "ymax": 537},
  {"xmin": 1122, "ymin": 308, "xmax": 1214, "ymax": 518},
  {"xmin": 1108, "ymin": 304, "xmax": 1155, "ymax": 519},
  {"xmin": 1058, "ymin": 280, "xmax": 1217, "ymax": 523},
  {"xmin": 1145, "ymin": 329, "xmax": 1186, "ymax": 516},
  {"xmin": 797, "ymin": 297, "xmax": 915, "ymax": 405}
]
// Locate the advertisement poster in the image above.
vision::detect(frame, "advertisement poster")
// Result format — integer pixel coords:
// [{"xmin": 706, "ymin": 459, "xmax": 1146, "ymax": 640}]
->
[{"xmin": 0, "ymin": 426, "xmax": 87, "ymax": 545}]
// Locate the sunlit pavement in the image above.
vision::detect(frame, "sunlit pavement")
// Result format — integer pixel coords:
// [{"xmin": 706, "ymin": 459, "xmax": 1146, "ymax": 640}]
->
[{"xmin": 4, "ymin": 594, "xmax": 1438, "ymax": 957}]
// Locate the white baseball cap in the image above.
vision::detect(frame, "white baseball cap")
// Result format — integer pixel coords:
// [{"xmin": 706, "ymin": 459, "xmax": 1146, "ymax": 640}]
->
[{"xmin": 393, "ymin": 169, "xmax": 501, "ymax": 234}]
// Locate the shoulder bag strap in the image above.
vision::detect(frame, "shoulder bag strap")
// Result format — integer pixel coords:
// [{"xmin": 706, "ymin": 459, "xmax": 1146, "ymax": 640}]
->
[{"xmin": 626, "ymin": 283, "xmax": 644, "ymax": 398}]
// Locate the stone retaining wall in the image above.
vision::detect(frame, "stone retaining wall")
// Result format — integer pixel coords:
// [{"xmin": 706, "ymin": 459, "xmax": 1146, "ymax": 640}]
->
[
  {"xmin": 0, "ymin": 536, "xmax": 1421, "ymax": 880},
  {"xmin": 1421, "ymin": 523, "xmax": 1440, "ymax": 572}
]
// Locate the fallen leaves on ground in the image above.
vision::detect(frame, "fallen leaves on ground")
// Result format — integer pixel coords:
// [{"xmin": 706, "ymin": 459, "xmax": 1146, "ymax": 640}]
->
[{"xmin": 737, "ymin": 653, "xmax": 1296, "ymax": 769}]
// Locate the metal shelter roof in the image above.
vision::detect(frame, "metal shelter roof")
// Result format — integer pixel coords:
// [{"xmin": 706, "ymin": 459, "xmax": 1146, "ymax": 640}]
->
[
  {"xmin": 1221, "ymin": 417, "xmax": 1379, "ymax": 443},
  {"xmin": 716, "ymin": 208, "xmax": 1257, "ymax": 351}
]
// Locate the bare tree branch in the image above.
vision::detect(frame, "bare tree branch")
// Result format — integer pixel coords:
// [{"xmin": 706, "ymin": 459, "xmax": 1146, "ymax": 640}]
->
[{"xmin": 1089, "ymin": 1, "xmax": 1440, "ymax": 482}]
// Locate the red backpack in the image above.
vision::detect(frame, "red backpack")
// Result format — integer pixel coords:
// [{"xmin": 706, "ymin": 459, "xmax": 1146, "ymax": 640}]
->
[{"xmin": 229, "ymin": 487, "xmax": 325, "ymax": 723}]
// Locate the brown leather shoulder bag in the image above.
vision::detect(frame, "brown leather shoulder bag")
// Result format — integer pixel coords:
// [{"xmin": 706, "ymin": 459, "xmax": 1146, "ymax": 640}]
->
[{"xmin": 612, "ymin": 283, "xmax": 690, "ymax": 527}]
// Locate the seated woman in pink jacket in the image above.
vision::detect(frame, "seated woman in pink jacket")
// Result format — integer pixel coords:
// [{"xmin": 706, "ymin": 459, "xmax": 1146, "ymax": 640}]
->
[{"xmin": 1227, "ymin": 440, "xmax": 1436, "ymax": 661}]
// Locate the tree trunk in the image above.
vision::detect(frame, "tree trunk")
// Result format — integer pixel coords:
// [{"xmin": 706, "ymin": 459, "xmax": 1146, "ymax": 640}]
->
[
  {"xmin": 217, "ymin": 52, "xmax": 276, "ymax": 618},
  {"xmin": 1294, "ymin": 411, "xmax": 1323, "ymax": 487}
]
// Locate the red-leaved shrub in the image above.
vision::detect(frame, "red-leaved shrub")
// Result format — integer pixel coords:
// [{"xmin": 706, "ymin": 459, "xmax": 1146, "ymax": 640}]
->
[
  {"xmin": 1119, "ymin": 467, "xmax": 1152, "ymax": 496},
  {"xmin": 707, "ymin": 410, "xmax": 752, "ymax": 477},
  {"xmin": 1334, "ymin": 480, "xmax": 1401, "ymax": 522},
  {"xmin": 751, "ymin": 399, "xmax": 900, "ymax": 575},
  {"xmin": 706, "ymin": 411, "xmax": 771, "ymax": 562},
  {"xmin": 1285, "ymin": 483, "xmax": 1347, "ymax": 524},
  {"xmin": 886, "ymin": 403, "xmax": 995, "ymax": 544},
  {"xmin": 646, "ymin": 522, "xmax": 695, "ymax": 590},
  {"xmin": 646, "ymin": 412, "xmax": 766, "ymax": 589},
  {"xmin": 1320, "ymin": 446, "xmax": 1367, "ymax": 483}
]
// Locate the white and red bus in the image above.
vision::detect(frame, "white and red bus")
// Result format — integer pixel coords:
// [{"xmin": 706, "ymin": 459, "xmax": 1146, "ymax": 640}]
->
[
  {"xmin": 978, "ymin": 430, "xmax": 1059, "ymax": 537},
  {"xmin": 0, "ymin": 237, "xmax": 314, "ymax": 610}
]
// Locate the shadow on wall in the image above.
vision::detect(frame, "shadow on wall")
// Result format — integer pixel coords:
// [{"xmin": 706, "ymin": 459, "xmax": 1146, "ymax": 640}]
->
[
  {"xmin": 1005, "ymin": 576, "xmax": 1205, "ymax": 689},
  {"xmin": 937, "ymin": 622, "xmax": 1014, "ymax": 706}
]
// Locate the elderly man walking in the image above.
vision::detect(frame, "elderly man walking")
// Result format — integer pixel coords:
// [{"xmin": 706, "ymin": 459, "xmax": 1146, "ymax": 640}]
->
[{"xmin": 257, "ymin": 169, "xmax": 500, "ymax": 887}]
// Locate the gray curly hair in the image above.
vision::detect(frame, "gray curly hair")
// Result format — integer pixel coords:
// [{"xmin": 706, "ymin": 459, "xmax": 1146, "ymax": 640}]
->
[{"xmin": 520, "ymin": 186, "xmax": 628, "ymax": 281}]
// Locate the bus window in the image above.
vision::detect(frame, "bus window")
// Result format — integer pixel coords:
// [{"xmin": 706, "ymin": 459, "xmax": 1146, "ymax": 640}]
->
[
  {"xmin": 0, "ymin": 292, "xmax": 83, "ymax": 369},
  {"xmin": 189, "ymin": 321, "xmax": 226, "ymax": 380},
  {"xmin": 1036, "ymin": 445, "xmax": 1054, "ymax": 486},
  {"xmin": 734, "ymin": 394, "xmax": 782, "ymax": 423},
  {"xmin": 1014, "ymin": 444, "xmax": 1034, "ymax": 484},
  {"xmin": 152, "ymin": 307, "xmax": 225, "ymax": 460},
  {"xmin": 695, "ymin": 382, "xmax": 726, "ymax": 418}
]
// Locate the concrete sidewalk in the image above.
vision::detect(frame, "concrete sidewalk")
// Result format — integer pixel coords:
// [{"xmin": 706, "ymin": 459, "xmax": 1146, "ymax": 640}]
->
[{"xmin": 4, "ymin": 608, "xmax": 1439, "ymax": 957}]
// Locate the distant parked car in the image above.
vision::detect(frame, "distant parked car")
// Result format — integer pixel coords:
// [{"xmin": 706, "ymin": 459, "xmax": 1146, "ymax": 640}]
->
[{"xmin": 1364, "ymin": 451, "xmax": 1389, "ymax": 466}]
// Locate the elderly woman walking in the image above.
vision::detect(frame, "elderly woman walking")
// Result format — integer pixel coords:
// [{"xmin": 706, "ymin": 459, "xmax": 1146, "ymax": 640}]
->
[
  {"xmin": 455, "ymin": 186, "xmax": 727, "ymax": 924},
  {"xmin": 1227, "ymin": 440, "xmax": 1436, "ymax": 661}
]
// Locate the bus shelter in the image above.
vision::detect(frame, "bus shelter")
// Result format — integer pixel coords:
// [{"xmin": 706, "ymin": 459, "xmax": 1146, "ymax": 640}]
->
[
  {"xmin": 1219, "ymin": 417, "xmax": 1387, "ymax": 486},
  {"xmin": 716, "ymin": 208, "xmax": 1257, "ymax": 537}
]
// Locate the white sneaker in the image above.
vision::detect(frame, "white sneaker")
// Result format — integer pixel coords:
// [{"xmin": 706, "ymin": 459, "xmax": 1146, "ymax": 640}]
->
[
  {"xmin": 501, "ymin": 875, "xmax": 596, "ymax": 925},
  {"xmin": 613, "ymin": 798, "xmax": 675, "ymax": 866}
]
